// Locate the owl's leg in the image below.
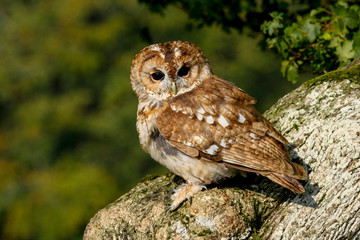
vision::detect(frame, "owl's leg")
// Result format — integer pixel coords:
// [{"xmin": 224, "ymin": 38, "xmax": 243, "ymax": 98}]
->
[{"xmin": 168, "ymin": 183, "xmax": 204, "ymax": 211}]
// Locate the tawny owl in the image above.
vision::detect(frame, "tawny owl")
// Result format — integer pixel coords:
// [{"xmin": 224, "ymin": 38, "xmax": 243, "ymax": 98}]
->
[{"xmin": 130, "ymin": 40, "xmax": 307, "ymax": 210}]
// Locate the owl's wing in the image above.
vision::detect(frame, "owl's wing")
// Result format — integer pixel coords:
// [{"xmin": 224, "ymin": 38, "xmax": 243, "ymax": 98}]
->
[{"xmin": 156, "ymin": 76, "xmax": 307, "ymax": 193}]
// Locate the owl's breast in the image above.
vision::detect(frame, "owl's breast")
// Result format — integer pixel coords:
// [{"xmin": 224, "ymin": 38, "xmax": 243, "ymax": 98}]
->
[
  {"xmin": 136, "ymin": 101, "xmax": 234, "ymax": 185},
  {"xmin": 147, "ymin": 130, "xmax": 234, "ymax": 185},
  {"xmin": 136, "ymin": 104, "xmax": 179, "ymax": 159},
  {"xmin": 136, "ymin": 102, "xmax": 161, "ymax": 152}
]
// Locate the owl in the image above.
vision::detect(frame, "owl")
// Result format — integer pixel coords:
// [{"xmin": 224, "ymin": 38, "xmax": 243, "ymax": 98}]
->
[{"xmin": 130, "ymin": 41, "xmax": 307, "ymax": 210}]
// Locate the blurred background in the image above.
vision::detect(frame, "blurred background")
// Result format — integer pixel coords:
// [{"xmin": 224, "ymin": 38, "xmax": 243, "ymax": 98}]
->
[{"xmin": 0, "ymin": 0, "xmax": 309, "ymax": 239}]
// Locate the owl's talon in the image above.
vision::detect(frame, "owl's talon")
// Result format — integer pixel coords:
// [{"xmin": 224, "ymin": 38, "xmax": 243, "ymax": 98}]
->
[
  {"xmin": 166, "ymin": 183, "xmax": 203, "ymax": 211},
  {"xmin": 165, "ymin": 189, "xmax": 177, "ymax": 199}
]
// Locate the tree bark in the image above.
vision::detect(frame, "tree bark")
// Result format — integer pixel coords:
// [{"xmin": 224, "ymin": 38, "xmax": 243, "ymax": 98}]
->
[{"xmin": 83, "ymin": 64, "xmax": 360, "ymax": 240}]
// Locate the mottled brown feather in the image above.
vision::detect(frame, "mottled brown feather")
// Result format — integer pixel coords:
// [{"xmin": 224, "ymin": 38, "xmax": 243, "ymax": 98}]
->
[
  {"xmin": 168, "ymin": 139, "xmax": 199, "ymax": 157},
  {"xmin": 156, "ymin": 76, "xmax": 307, "ymax": 191},
  {"xmin": 266, "ymin": 172, "xmax": 306, "ymax": 193}
]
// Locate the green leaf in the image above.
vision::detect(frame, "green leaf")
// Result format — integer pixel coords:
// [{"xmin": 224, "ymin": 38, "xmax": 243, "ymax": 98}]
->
[
  {"xmin": 329, "ymin": 36, "xmax": 343, "ymax": 48},
  {"xmin": 322, "ymin": 32, "xmax": 332, "ymax": 41},
  {"xmin": 284, "ymin": 23, "xmax": 302, "ymax": 41},
  {"xmin": 354, "ymin": 48, "xmax": 360, "ymax": 58},
  {"xmin": 266, "ymin": 38, "xmax": 277, "ymax": 48},
  {"xmin": 262, "ymin": 12, "xmax": 284, "ymax": 36},
  {"xmin": 269, "ymin": 11, "xmax": 284, "ymax": 20},
  {"xmin": 342, "ymin": 11, "xmax": 359, "ymax": 29},
  {"xmin": 302, "ymin": 21, "xmax": 321, "ymax": 42},
  {"xmin": 337, "ymin": 1, "xmax": 349, "ymax": 9},
  {"xmin": 280, "ymin": 60, "xmax": 290, "ymax": 77},
  {"xmin": 269, "ymin": 21, "xmax": 283, "ymax": 36},
  {"xmin": 287, "ymin": 63, "xmax": 299, "ymax": 83},
  {"xmin": 310, "ymin": 8, "xmax": 324, "ymax": 17},
  {"xmin": 281, "ymin": 60, "xmax": 299, "ymax": 83},
  {"xmin": 353, "ymin": 30, "xmax": 360, "ymax": 51},
  {"xmin": 336, "ymin": 40, "xmax": 355, "ymax": 64}
]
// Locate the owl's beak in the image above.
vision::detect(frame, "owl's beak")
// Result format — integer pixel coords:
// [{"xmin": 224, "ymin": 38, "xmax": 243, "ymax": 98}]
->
[{"xmin": 171, "ymin": 82, "xmax": 177, "ymax": 94}]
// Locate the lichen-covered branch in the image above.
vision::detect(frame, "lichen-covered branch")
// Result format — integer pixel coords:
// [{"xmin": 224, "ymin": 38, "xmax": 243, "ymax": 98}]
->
[
  {"xmin": 83, "ymin": 173, "xmax": 285, "ymax": 239},
  {"xmin": 259, "ymin": 65, "xmax": 360, "ymax": 240},
  {"xmin": 84, "ymin": 64, "xmax": 360, "ymax": 240}
]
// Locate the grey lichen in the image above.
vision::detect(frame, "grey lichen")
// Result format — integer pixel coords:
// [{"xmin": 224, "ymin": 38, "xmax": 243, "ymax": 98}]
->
[
  {"xmin": 84, "ymin": 63, "xmax": 360, "ymax": 240},
  {"xmin": 261, "ymin": 65, "xmax": 360, "ymax": 240}
]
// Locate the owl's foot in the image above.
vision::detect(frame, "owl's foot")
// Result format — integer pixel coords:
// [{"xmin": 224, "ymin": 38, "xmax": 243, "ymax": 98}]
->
[{"xmin": 168, "ymin": 183, "xmax": 204, "ymax": 211}]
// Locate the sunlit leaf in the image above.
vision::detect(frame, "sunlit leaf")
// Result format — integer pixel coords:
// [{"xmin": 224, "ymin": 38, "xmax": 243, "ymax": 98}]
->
[
  {"xmin": 336, "ymin": 40, "xmax": 355, "ymax": 64},
  {"xmin": 302, "ymin": 21, "xmax": 321, "ymax": 42}
]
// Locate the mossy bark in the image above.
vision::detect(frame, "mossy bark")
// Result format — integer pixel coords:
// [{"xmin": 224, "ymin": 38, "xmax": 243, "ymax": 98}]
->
[{"xmin": 84, "ymin": 64, "xmax": 360, "ymax": 240}]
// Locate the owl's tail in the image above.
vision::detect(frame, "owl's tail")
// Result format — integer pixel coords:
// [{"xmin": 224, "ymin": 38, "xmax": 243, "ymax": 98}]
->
[
  {"xmin": 266, "ymin": 172, "xmax": 305, "ymax": 193},
  {"xmin": 224, "ymin": 160, "xmax": 307, "ymax": 193},
  {"xmin": 264, "ymin": 160, "xmax": 307, "ymax": 193}
]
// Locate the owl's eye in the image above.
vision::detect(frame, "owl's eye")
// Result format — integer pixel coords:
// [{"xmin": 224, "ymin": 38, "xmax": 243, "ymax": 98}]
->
[
  {"xmin": 151, "ymin": 71, "xmax": 165, "ymax": 81},
  {"xmin": 178, "ymin": 66, "xmax": 190, "ymax": 77}
]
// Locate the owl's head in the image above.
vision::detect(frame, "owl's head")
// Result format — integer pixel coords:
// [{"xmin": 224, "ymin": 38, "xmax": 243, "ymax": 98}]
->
[{"xmin": 130, "ymin": 41, "xmax": 212, "ymax": 102}]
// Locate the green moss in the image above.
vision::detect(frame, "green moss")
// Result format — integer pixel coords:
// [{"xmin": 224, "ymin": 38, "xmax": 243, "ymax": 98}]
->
[
  {"xmin": 318, "ymin": 193, "xmax": 326, "ymax": 205},
  {"xmin": 141, "ymin": 174, "xmax": 160, "ymax": 183},
  {"xmin": 197, "ymin": 229, "xmax": 213, "ymax": 236},
  {"xmin": 251, "ymin": 232, "xmax": 262, "ymax": 240},
  {"xmin": 304, "ymin": 64, "xmax": 360, "ymax": 87}
]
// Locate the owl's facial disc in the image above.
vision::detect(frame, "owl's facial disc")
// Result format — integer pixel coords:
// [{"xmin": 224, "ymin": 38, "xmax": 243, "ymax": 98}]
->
[
  {"xmin": 150, "ymin": 70, "xmax": 177, "ymax": 94},
  {"xmin": 131, "ymin": 41, "xmax": 212, "ymax": 100},
  {"xmin": 144, "ymin": 60, "xmax": 194, "ymax": 98}
]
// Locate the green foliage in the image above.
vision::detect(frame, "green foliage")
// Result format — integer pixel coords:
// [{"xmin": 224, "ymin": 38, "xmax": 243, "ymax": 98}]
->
[
  {"xmin": 2, "ymin": 161, "xmax": 117, "ymax": 240},
  {"xmin": 0, "ymin": 0, "xmax": 152, "ymax": 239},
  {"xmin": 261, "ymin": 1, "xmax": 360, "ymax": 82},
  {"xmin": 140, "ymin": 0, "xmax": 295, "ymax": 33},
  {"xmin": 142, "ymin": 0, "xmax": 360, "ymax": 82}
]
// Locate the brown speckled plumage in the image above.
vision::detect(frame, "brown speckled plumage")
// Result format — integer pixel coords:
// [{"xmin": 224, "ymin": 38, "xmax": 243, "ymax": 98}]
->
[{"xmin": 130, "ymin": 40, "xmax": 307, "ymax": 210}]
